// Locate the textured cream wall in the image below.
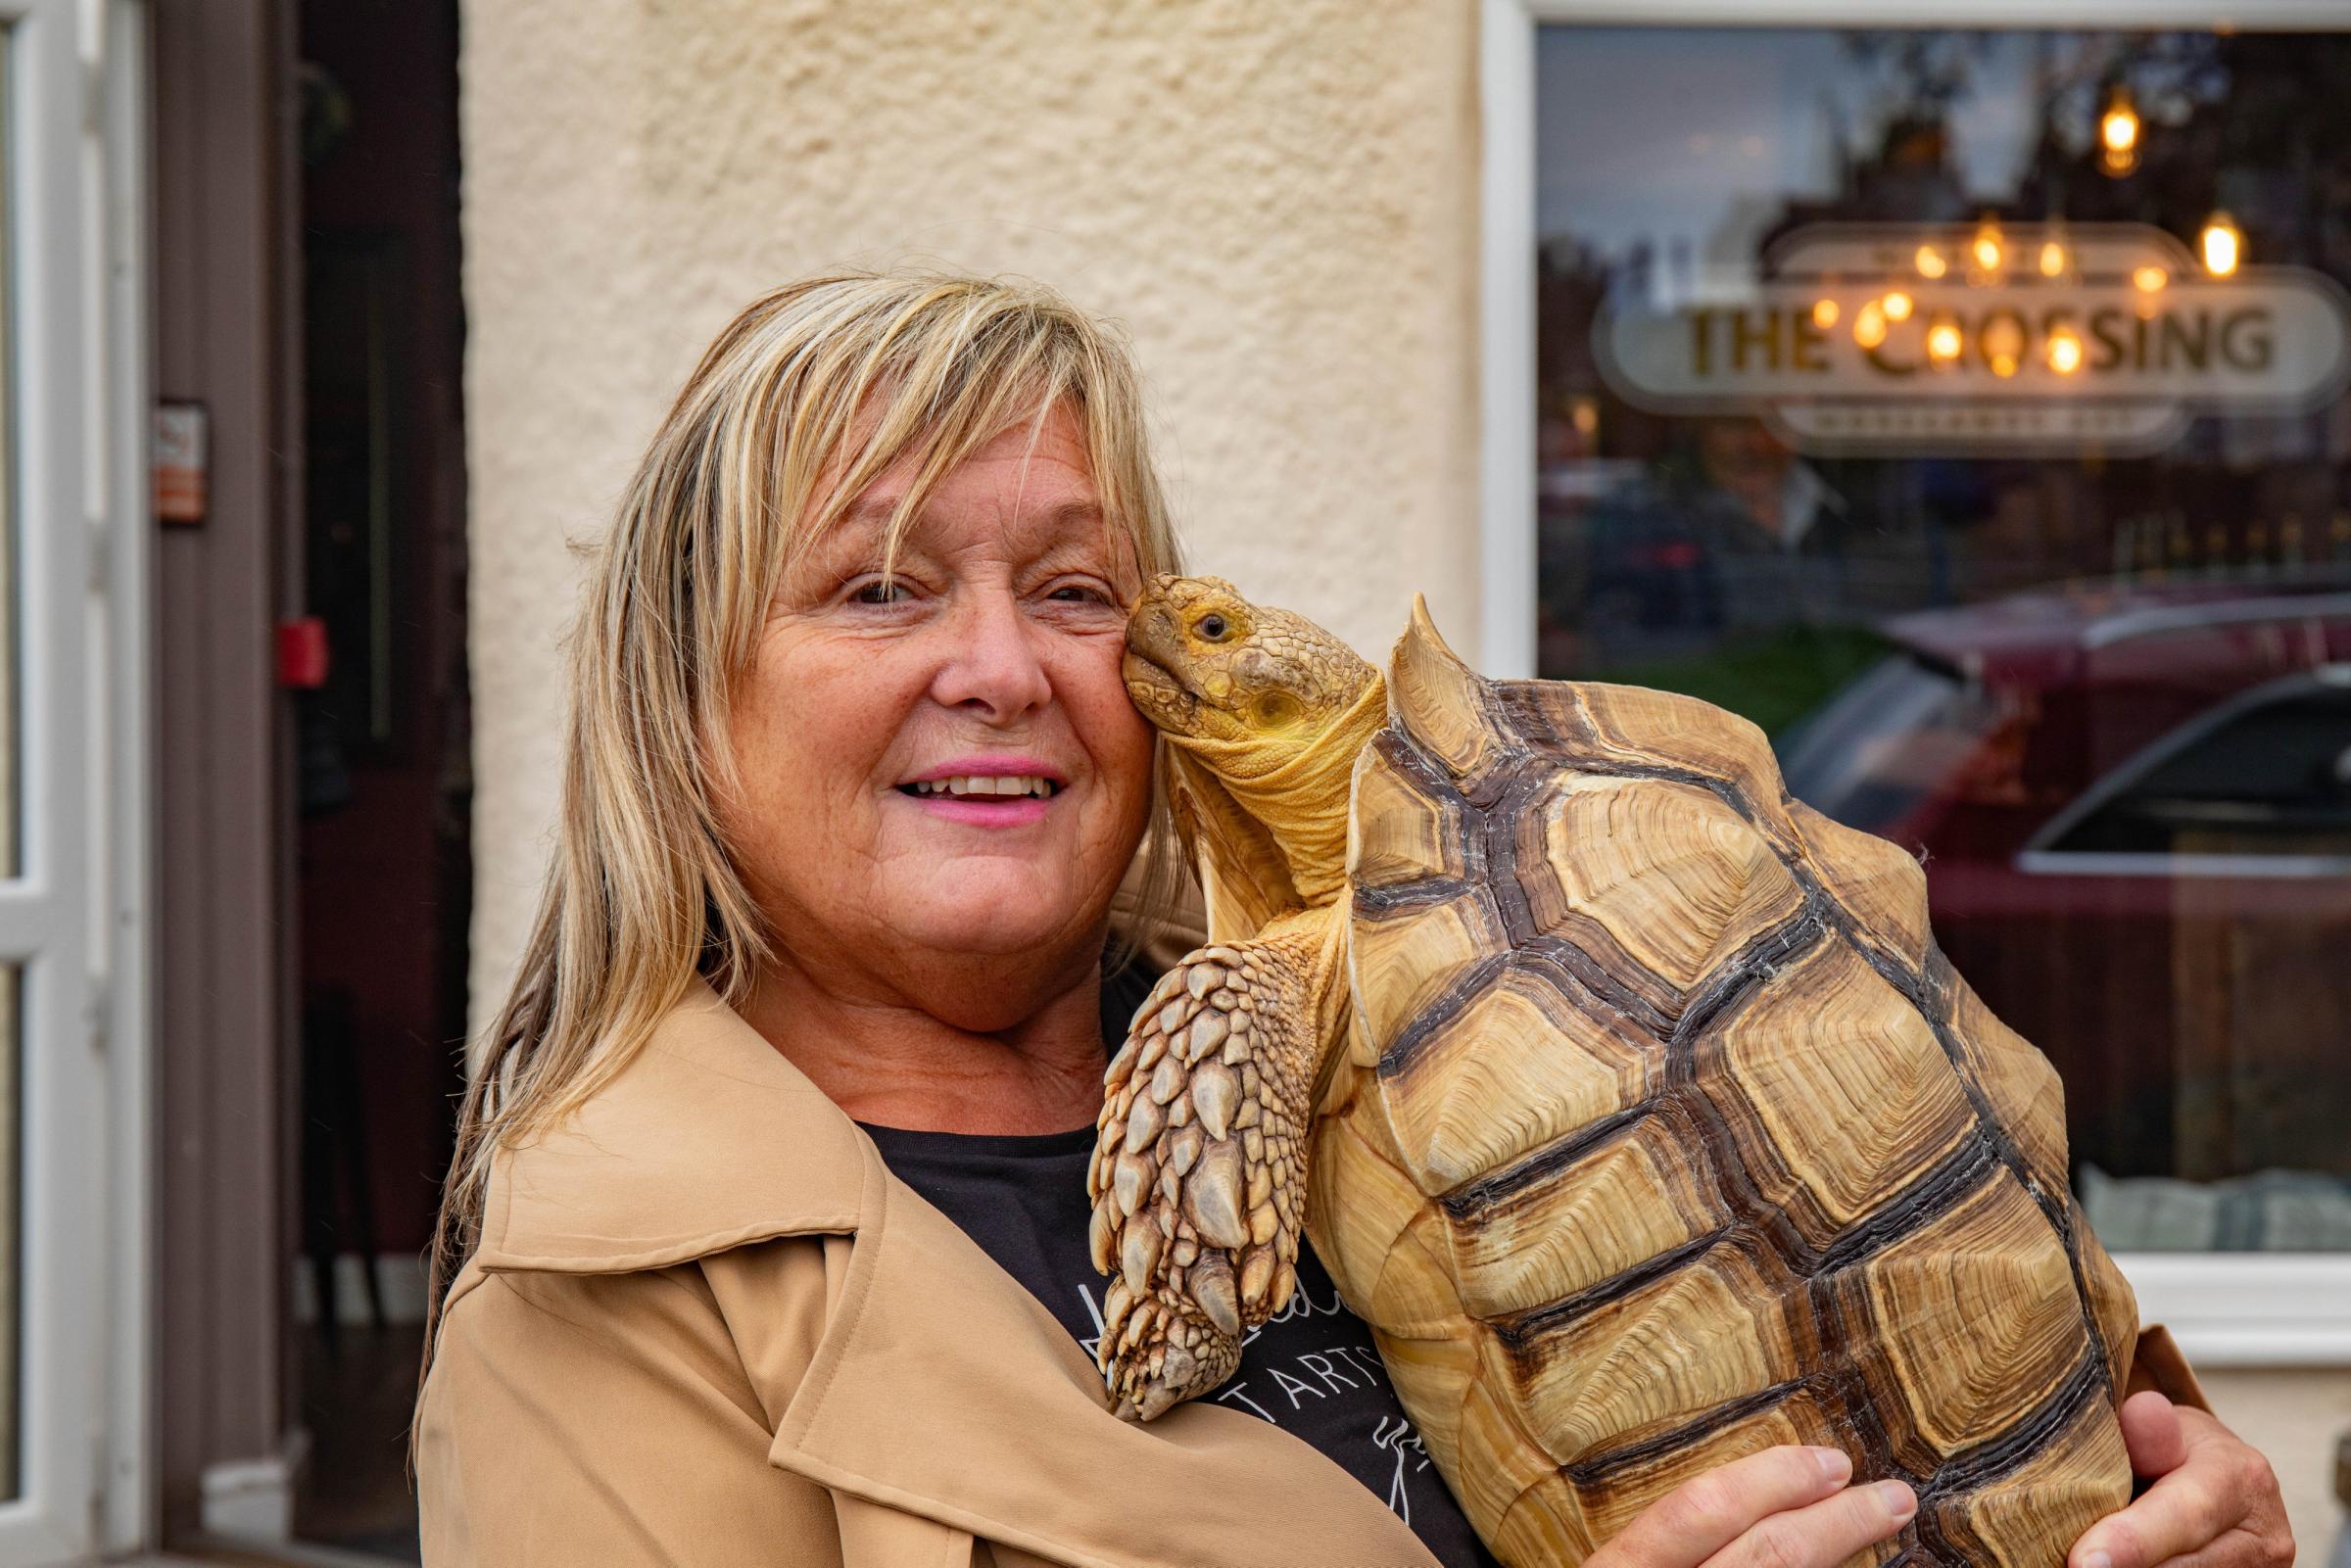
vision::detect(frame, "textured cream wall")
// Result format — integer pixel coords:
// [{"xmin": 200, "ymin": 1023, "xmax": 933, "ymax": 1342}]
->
[{"xmin": 460, "ymin": 0, "xmax": 1483, "ymax": 1017}]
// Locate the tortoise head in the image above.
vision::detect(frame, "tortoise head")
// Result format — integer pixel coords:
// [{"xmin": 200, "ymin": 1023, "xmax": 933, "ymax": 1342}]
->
[
  {"xmin": 1123, "ymin": 576, "xmax": 1385, "ymax": 915},
  {"xmin": 1123, "ymin": 576, "xmax": 1379, "ymax": 756}
]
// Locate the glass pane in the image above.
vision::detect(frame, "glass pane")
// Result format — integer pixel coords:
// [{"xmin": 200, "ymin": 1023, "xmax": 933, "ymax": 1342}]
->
[
  {"xmin": 1536, "ymin": 26, "xmax": 2351, "ymax": 1250},
  {"xmin": 0, "ymin": 21, "xmax": 15, "ymax": 882},
  {"xmin": 2044, "ymin": 679, "xmax": 2351, "ymax": 856},
  {"xmin": 0, "ymin": 964, "xmax": 18, "ymax": 1500}
]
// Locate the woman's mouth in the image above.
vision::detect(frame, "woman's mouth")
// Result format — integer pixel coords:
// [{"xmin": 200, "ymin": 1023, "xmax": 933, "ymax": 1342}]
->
[
  {"xmin": 900, "ymin": 775, "xmax": 1060, "ymax": 799},
  {"xmin": 894, "ymin": 769, "xmax": 1064, "ymax": 827}
]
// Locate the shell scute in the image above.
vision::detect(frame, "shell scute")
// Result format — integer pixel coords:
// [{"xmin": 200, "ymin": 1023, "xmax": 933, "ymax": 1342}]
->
[
  {"xmin": 1373, "ymin": 1323, "xmax": 1479, "ymax": 1484},
  {"xmin": 1935, "ymin": 1391, "xmax": 2133, "ymax": 1568},
  {"xmin": 1444, "ymin": 1110, "xmax": 1720, "ymax": 1317},
  {"xmin": 1507, "ymin": 1238, "xmax": 1804, "ymax": 1467},
  {"xmin": 1700, "ymin": 941, "xmax": 1979, "ymax": 1252},
  {"xmin": 1826, "ymin": 1169, "xmax": 2088, "ymax": 1470},
  {"xmin": 1514, "ymin": 773, "xmax": 1806, "ymax": 998},
  {"xmin": 1487, "ymin": 1473, "xmax": 1595, "ymax": 1568},
  {"xmin": 2073, "ymin": 1221, "xmax": 2139, "ymax": 1399},
  {"xmin": 1791, "ymin": 798, "xmax": 1933, "ymax": 971},
  {"xmin": 1942, "ymin": 958, "xmax": 2071, "ymax": 1205},
  {"xmin": 1306, "ymin": 1092, "xmax": 1430, "ymax": 1324},
  {"xmin": 1381, "ymin": 963, "xmax": 1655, "ymax": 1195},
  {"xmin": 1389, "ymin": 600, "xmax": 1508, "ymax": 782},
  {"xmin": 1566, "ymin": 1388, "xmax": 1856, "ymax": 1561},
  {"xmin": 1420, "ymin": 1331, "xmax": 1575, "ymax": 1553},
  {"xmin": 1571, "ymin": 681, "xmax": 1800, "ymax": 847},
  {"xmin": 1350, "ymin": 883, "xmax": 1510, "ymax": 1065},
  {"xmin": 1350, "ymin": 735, "xmax": 1472, "ymax": 891}
]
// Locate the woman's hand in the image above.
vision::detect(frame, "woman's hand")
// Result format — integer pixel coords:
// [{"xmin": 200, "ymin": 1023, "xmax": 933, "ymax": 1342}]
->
[
  {"xmin": 2067, "ymin": 1392, "xmax": 2292, "ymax": 1568},
  {"xmin": 1595, "ymin": 1446, "xmax": 1913, "ymax": 1568}
]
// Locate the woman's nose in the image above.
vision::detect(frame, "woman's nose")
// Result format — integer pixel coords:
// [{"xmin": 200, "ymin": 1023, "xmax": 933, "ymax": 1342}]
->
[{"xmin": 931, "ymin": 589, "xmax": 1053, "ymax": 721}]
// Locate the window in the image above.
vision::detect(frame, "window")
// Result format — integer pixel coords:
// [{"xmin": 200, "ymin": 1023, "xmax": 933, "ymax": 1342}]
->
[
  {"xmin": 1506, "ymin": 7, "xmax": 2351, "ymax": 1360},
  {"xmin": 2031, "ymin": 670, "xmax": 2351, "ymax": 865}
]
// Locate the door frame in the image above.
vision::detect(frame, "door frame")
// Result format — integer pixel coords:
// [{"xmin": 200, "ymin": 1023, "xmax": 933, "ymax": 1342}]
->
[
  {"xmin": 0, "ymin": 0, "xmax": 147, "ymax": 1557},
  {"xmin": 1482, "ymin": 0, "xmax": 2351, "ymax": 1365},
  {"xmin": 96, "ymin": 0, "xmax": 154, "ymax": 1551}
]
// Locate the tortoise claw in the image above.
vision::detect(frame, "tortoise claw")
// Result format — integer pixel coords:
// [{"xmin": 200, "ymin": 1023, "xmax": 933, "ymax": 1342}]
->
[{"xmin": 1103, "ymin": 1307, "xmax": 1238, "ymax": 1424}]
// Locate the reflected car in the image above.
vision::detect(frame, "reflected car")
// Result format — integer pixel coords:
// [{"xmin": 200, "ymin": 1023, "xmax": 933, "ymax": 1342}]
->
[{"xmin": 1779, "ymin": 576, "xmax": 2351, "ymax": 1241}]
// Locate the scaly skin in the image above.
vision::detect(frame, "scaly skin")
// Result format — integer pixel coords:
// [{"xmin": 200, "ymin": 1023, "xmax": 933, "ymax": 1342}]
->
[{"xmin": 1092, "ymin": 576, "xmax": 1382, "ymax": 1419}]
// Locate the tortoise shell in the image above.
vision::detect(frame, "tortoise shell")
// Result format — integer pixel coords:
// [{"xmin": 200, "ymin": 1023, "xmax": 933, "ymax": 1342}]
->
[{"xmin": 1311, "ymin": 610, "xmax": 2139, "ymax": 1568}]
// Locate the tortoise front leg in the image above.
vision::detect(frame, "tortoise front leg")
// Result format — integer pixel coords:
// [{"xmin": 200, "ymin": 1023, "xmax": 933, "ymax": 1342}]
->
[{"xmin": 1088, "ymin": 936, "xmax": 1319, "ymax": 1420}]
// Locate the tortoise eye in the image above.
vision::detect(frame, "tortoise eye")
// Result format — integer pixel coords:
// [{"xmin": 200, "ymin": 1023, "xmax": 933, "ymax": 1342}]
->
[{"xmin": 1196, "ymin": 613, "xmax": 1229, "ymax": 641}]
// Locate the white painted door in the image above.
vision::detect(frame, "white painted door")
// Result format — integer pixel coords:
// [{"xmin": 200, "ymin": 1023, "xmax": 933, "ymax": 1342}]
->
[{"xmin": 0, "ymin": 0, "xmax": 118, "ymax": 1558}]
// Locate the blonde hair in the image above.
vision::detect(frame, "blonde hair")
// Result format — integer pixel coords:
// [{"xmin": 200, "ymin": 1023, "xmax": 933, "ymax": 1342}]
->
[{"xmin": 424, "ymin": 270, "xmax": 1185, "ymax": 1363}]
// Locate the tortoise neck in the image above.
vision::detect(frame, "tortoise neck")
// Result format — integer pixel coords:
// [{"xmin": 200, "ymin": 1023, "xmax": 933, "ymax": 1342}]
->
[{"xmin": 1169, "ymin": 674, "xmax": 1388, "ymax": 908}]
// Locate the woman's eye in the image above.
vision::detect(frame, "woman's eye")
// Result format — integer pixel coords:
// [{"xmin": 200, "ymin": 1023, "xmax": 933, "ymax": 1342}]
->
[
  {"xmin": 850, "ymin": 579, "xmax": 913, "ymax": 605},
  {"xmin": 1048, "ymin": 583, "xmax": 1114, "ymax": 604}
]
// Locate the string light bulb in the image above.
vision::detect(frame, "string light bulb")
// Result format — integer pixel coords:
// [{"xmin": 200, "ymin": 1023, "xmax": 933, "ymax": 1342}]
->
[
  {"xmin": 1982, "ymin": 314, "xmax": 2025, "ymax": 378},
  {"xmin": 1972, "ymin": 219, "xmax": 2006, "ymax": 274},
  {"xmin": 2099, "ymin": 83, "xmax": 2140, "ymax": 176},
  {"xmin": 1882, "ymin": 290, "xmax": 1915, "ymax": 322},
  {"xmin": 2039, "ymin": 239, "xmax": 2068, "ymax": 278},
  {"xmin": 1852, "ymin": 300, "xmax": 1890, "ymax": 350},
  {"xmin": 2134, "ymin": 264, "xmax": 2169, "ymax": 294},
  {"xmin": 2047, "ymin": 328, "xmax": 2086, "ymax": 375},
  {"xmin": 1915, "ymin": 245, "xmax": 1948, "ymax": 280},
  {"xmin": 1811, "ymin": 297, "xmax": 1840, "ymax": 329},
  {"xmin": 2199, "ymin": 211, "xmax": 2243, "ymax": 277},
  {"xmin": 1926, "ymin": 318, "xmax": 1964, "ymax": 364}
]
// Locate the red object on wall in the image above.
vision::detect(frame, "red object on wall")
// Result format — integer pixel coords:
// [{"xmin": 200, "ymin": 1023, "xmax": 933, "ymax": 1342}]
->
[{"xmin": 276, "ymin": 616, "xmax": 330, "ymax": 689}]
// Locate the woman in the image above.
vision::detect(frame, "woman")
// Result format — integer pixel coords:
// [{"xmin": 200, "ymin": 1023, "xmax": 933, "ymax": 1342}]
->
[{"xmin": 415, "ymin": 271, "xmax": 2291, "ymax": 1568}]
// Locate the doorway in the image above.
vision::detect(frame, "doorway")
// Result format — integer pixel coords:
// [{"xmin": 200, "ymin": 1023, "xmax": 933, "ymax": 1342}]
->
[{"xmin": 286, "ymin": 0, "xmax": 467, "ymax": 1556}]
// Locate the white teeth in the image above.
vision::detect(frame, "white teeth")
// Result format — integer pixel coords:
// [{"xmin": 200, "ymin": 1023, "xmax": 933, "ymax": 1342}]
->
[{"xmin": 908, "ymin": 775, "xmax": 1057, "ymax": 798}]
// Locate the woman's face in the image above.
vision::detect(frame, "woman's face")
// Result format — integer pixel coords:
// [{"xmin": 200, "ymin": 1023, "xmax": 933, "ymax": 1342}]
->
[{"xmin": 721, "ymin": 404, "xmax": 1155, "ymax": 1028}]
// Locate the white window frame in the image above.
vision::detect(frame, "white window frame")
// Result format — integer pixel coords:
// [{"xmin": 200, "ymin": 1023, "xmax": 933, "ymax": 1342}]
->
[
  {"xmin": 1485, "ymin": 0, "xmax": 2351, "ymax": 1367},
  {"xmin": 93, "ymin": 0, "xmax": 151, "ymax": 1551},
  {"xmin": 0, "ymin": 0, "xmax": 146, "ymax": 1559}
]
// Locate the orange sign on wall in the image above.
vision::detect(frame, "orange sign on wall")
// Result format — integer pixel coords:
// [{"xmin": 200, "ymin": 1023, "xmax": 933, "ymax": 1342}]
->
[{"xmin": 155, "ymin": 402, "xmax": 208, "ymax": 525}]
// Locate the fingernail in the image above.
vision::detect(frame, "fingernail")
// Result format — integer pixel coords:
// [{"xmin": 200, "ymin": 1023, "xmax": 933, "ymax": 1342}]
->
[
  {"xmin": 1813, "ymin": 1447, "xmax": 1851, "ymax": 1482},
  {"xmin": 2083, "ymin": 1551, "xmax": 2113, "ymax": 1568},
  {"xmin": 1875, "ymin": 1480, "xmax": 1916, "ymax": 1523}
]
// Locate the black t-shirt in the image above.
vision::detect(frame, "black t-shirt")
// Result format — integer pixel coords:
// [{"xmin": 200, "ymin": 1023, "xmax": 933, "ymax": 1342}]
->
[{"xmin": 857, "ymin": 965, "xmax": 1501, "ymax": 1568}]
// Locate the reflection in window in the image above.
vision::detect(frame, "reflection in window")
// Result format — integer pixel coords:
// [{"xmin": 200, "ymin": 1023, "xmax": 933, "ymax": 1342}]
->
[
  {"xmin": 2081, "ymin": 1165, "xmax": 2351, "ymax": 1254},
  {"xmin": 1536, "ymin": 25, "xmax": 2351, "ymax": 1246},
  {"xmin": 1780, "ymin": 654, "xmax": 2005, "ymax": 830},
  {"xmin": 2039, "ymin": 675, "xmax": 2351, "ymax": 859}
]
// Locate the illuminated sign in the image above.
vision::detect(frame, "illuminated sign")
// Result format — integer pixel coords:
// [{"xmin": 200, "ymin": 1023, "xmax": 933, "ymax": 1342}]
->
[{"xmin": 1596, "ymin": 223, "xmax": 2351, "ymax": 454}]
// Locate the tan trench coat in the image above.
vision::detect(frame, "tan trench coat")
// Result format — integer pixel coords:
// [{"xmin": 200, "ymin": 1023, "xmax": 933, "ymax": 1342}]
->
[
  {"xmin": 416, "ymin": 978, "xmax": 1443, "ymax": 1568},
  {"xmin": 417, "ymin": 978, "xmax": 2207, "ymax": 1568}
]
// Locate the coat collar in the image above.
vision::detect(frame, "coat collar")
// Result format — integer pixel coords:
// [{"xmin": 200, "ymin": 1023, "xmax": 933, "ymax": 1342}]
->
[
  {"xmin": 471, "ymin": 978, "xmax": 865, "ymax": 1273},
  {"xmin": 469, "ymin": 978, "xmax": 1439, "ymax": 1568}
]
